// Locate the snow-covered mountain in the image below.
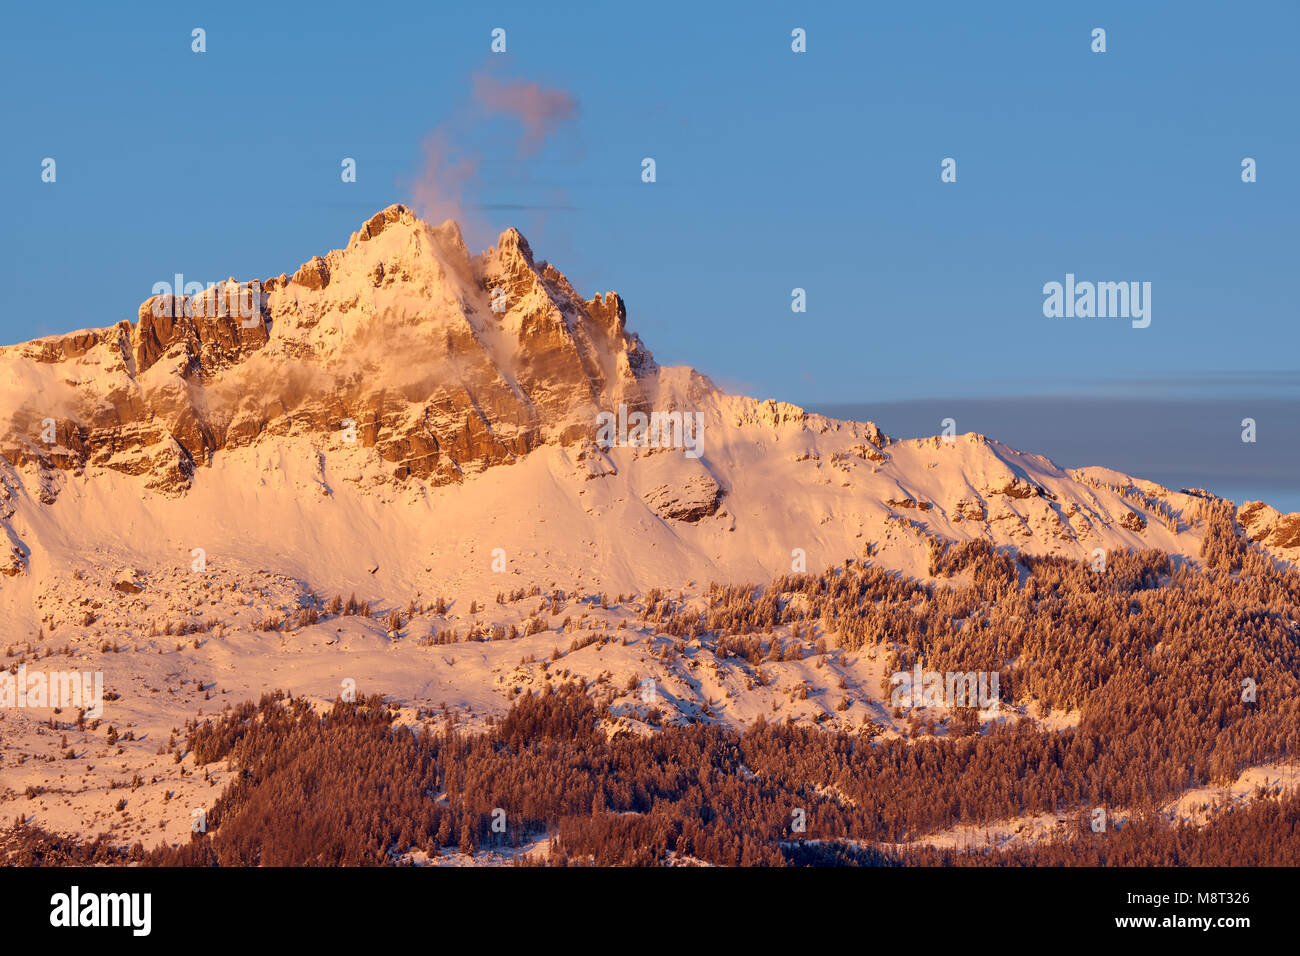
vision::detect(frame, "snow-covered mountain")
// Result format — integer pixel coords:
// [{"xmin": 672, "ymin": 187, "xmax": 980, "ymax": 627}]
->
[
  {"xmin": 1, "ymin": 205, "xmax": 1296, "ymax": 635},
  {"xmin": 4, "ymin": 206, "xmax": 1299, "ymax": 853}
]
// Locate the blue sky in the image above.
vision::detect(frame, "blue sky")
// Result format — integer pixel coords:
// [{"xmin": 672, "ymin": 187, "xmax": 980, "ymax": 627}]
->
[{"xmin": 2, "ymin": 1, "xmax": 1296, "ymax": 503}]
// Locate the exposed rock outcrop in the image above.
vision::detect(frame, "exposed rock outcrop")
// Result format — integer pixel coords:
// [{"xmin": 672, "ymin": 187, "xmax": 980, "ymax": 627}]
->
[
  {"xmin": 643, "ymin": 473, "xmax": 723, "ymax": 522},
  {"xmin": 1239, "ymin": 501, "xmax": 1300, "ymax": 553}
]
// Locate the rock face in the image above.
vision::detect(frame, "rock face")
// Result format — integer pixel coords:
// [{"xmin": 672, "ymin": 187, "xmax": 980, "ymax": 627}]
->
[
  {"xmin": 643, "ymin": 473, "xmax": 723, "ymax": 523},
  {"xmin": 1239, "ymin": 501, "xmax": 1300, "ymax": 555},
  {"xmin": 0, "ymin": 205, "xmax": 657, "ymax": 497},
  {"xmin": 292, "ymin": 256, "xmax": 331, "ymax": 291}
]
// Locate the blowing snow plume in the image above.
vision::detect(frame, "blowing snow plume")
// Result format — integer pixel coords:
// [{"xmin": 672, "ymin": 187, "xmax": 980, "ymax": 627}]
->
[
  {"xmin": 410, "ymin": 74, "xmax": 579, "ymax": 246},
  {"xmin": 470, "ymin": 75, "xmax": 578, "ymax": 154}
]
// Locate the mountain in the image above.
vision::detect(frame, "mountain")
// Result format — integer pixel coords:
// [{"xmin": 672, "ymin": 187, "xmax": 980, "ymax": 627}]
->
[
  {"xmin": 3, "ymin": 206, "xmax": 1300, "ymax": 856},
  {"xmin": 1, "ymin": 204, "xmax": 1296, "ymax": 631}
]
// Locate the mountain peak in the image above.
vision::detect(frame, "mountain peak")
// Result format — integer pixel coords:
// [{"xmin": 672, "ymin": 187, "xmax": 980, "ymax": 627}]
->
[
  {"xmin": 347, "ymin": 203, "xmax": 420, "ymax": 246},
  {"xmin": 0, "ymin": 204, "xmax": 660, "ymax": 502},
  {"xmin": 493, "ymin": 226, "xmax": 535, "ymax": 267}
]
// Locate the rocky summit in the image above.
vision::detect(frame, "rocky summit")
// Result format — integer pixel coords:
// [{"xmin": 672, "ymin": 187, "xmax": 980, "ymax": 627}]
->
[{"xmin": 0, "ymin": 205, "xmax": 657, "ymax": 497}]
